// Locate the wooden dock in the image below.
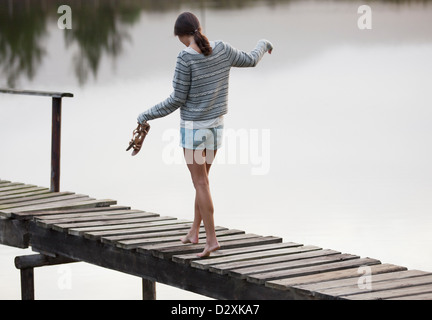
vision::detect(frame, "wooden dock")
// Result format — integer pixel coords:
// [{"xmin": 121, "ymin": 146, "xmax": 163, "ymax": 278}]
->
[{"xmin": 1, "ymin": 178, "xmax": 432, "ymax": 300}]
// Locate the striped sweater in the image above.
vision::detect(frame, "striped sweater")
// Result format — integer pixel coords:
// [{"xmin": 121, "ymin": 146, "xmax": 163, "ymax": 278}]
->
[{"xmin": 137, "ymin": 39, "xmax": 273, "ymax": 123}]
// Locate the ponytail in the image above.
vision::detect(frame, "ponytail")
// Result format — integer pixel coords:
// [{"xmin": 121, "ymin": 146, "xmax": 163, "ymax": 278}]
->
[
  {"xmin": 174, "ymin": 12, "xmax": 213, "ymax": 56},
  {"xmin": 194, "ymin": 29, "xmax": 212, "ymax": 56}
]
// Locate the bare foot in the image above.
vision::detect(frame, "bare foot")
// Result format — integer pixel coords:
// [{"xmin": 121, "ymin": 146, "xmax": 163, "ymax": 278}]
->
[
  {"xmin": 180, "ymin": 233, "xmax": 199, "ymax": 244},
  {"xmin": 196, "ymin": 242, "xmax": 220, "ymax": 258}
]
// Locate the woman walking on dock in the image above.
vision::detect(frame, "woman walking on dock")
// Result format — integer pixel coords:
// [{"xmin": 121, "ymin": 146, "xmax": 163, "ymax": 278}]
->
[{"xmin": 137, "ymin": 12, "xmax": 273, "ymax": 257}]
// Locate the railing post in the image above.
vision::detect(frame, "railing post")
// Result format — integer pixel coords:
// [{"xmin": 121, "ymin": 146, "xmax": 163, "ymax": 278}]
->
[
  {"xmin": 51, "ymin": 97, "xmax": 62, "ymax": 192},
  {"xmin": 0, "ymin": 88, "xmax": 73, "ymax": 192}
]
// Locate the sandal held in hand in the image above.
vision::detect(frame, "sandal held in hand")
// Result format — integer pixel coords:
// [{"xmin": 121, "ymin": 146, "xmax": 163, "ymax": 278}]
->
[{"xmin": 126, "ymin": 122, "xmax": 150, "ymax": 156}]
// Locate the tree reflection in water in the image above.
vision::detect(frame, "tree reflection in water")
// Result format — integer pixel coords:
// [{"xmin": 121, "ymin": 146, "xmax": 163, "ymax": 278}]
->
[
  {"xmin": 64, "ymin": 2, "xmax": 141, "ymax": 85},
  {"xmin": 0, "ymin": 1, "xmax": 47, "ymax": 87},
  {"xmin": 0, "ymin": 0, "xmax": 430, "ymax": 87}
]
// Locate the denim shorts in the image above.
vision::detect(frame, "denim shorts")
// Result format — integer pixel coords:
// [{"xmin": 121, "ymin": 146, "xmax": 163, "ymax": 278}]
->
[{"xmin": 180, "ymin": 125, "xmax": 224, "ymax": 150}]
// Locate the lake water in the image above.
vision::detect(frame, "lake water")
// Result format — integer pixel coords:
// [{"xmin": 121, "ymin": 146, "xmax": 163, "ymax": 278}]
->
[{"xmin": 1, "ymin": 0, "xmax": 432, "ymax": 299}]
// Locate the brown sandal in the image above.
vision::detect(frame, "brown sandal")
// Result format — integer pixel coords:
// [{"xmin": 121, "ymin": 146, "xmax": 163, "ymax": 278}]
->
[{"xmin": 126, "ymin": 122, "xmax": 150, "ymax": 156}]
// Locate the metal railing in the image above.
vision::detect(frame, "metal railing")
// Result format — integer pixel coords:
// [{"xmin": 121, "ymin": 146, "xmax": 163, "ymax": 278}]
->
[{"xmin": 0, "ymin": 88, "xmax": 74, "ymax": 192}]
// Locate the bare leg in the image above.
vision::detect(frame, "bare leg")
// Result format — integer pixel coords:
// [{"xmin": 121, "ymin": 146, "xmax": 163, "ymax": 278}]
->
[
  {"xmin": 180, "ymin": 196, "xmax": 201, "ymax": 244},
  {"xmin": 181, "ymin": 149, "xmax": 220, "ymax": 257},
  {"xmin": 181, "ymin": 149, "xmax": 216, "ymax": 245}
]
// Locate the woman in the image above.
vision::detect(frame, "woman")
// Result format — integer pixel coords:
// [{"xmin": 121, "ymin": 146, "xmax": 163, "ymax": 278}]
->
[{"xmin": 137, "ymin": 12, "xmax": 273, "ymax": 257}]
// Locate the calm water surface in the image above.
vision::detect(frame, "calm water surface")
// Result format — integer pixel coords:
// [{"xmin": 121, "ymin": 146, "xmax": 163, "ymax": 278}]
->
[{"xmin": 1, "ymin": 0, "xmax": 432, "ymax": 299}]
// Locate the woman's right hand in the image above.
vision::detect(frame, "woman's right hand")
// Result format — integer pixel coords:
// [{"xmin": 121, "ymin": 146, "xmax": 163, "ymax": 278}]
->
[{"xmin": 266, "ymin": 41, "xmax": 274, "ymax": 54}]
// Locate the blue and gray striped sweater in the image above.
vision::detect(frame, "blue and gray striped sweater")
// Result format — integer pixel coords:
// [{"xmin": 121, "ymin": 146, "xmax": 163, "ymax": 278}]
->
[{"xmin": 137, "ymin": 39, "xmax": 273, "ymax": 123}]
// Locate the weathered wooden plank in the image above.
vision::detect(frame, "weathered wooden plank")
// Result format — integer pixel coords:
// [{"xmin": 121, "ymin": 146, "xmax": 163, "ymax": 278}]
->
[
  {"xmin": 218, "ymin": 249, "xmax": 337, "ymax": 276},
  {"xmin": 295, "ymin": 269, "xmax": 430, "ymax": 293},
  {"xmin": 52, "ymin": 215, "xmax": 174, "ymax": 233},
  {"xmin": 146, "ymin": 234, "xmax": 263, "ymax": 253},
  {"xmin": 0, "ymin": 194, "xmax": 90, "ymax": 210},
  {"xmin": 116, "ymin": 229, "xmax": 245, "ymax": 250},
  {"xmin": 0, "ymin": 184, "xmax": 36, "ymax": 193},
  {"xmin": 265, "ymin": 263, "xmax": 406, "ymax": 290},
  {"xmin": 101, "ymin": 225, "xmax": 210, "ymax": 244},
  {"xmin": 3, "ymin": 199, "xmax": 117, "ymax": 218},
  {"xmin": 209, "ymin": 248, "xmax": 340, "ymax": 275},
  {"xmin": 37, "ymin": 210, "xmax": 158, "ymax": 228},
  {"xmin": 29, "ymin": 205, "xmax": 130, "ymax": 217},
  {"xmin": 315, "ymin": 274, "xmax": 432, "ymax": 299},
  {"xmin": 345, "ymin": 283, "xmax": 432, "ymax": 300},
  {"xmin": 36, "ymin": 208, "xmax": 137, "ymax": 221},
  {"xmin": 143, "ymin": 233, "xmax": 263, "ymax": 253},
  {"xmin": 117, "ymin": 226, "xmax": 230, "ymax": 244},
  {"xmin": 173, "ymin": 242, "xmax": 305, "ymax": 266},
  {"xmin": 148, "ymin": 236, "xmax": 283, "ymax": 259},
  {"xmin": 248, "ymin": 257, "xmax": 381, "ymax": 285},
  {"xmin": 88, "ymin": 222, "xmax": 193, "ymax": 240},
  {"xmin": 190, "ymin": 245, "xmax": 316, "ymax": 271},
  {"xmin": 69, "ymin": 218, "xmax": 190, "ymax": 237},
  {"xmin": 2, "ymin": 197, "xmax": 96, "ymax": 214},
  {"xmin": 0, "ymin": 180, "xmax": 11, "ymax": 184},
  {"xmin": 1, "ymin": 197, "xmax": 94, "ymax": 214},
  {"xmin": 0, "ymin": 187, "xmax": 50, "ymax": 197},
  {"xmin": 0, "ymin": 189, "xmax": 52, "ymax": 201},
  {"xmin": 0, "ymin": 191, "xmax": 75, "ymax": 205},
  {"xmin": 388, "ymin": 292, "xmax": 432, "ymax": 300},
  {"xmin": 232, "ymin": 253, "xmax": 360, "ymax": 280},
  {"xmin": 150, "ymin": 236, "xmax": 285, "ymax": 255},
  {"xmin": 0, "ymin": 182, "xmax": 25, "ymax": 188}
]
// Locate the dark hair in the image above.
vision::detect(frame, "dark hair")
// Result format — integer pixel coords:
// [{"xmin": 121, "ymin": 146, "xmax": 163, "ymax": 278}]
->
[{"xmin": 174, "ymin": 12, "xmax": 212, "ymax": 56}]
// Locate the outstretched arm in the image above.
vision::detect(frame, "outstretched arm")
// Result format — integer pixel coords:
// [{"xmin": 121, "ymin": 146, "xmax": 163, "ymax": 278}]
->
[
  {"xmin": 137, "ymin": 54, "xmax": 191, "ymax": 123},
  {"xmin": 225, "ymin": 39, "xmax": 273, "ymax": 68}
]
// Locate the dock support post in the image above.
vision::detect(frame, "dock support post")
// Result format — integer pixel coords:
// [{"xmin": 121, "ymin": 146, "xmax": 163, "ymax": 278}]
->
[
  {"xmin": 19, "ymin": 267, "xmax": 35, "ymax": 300},
  {"xmin": 142, "ymin": 278, "xmax": 156, "ymax": 300},
  {"xmin": 51, "ymin": 97, "xmax": 62, "ymax": 192}
]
